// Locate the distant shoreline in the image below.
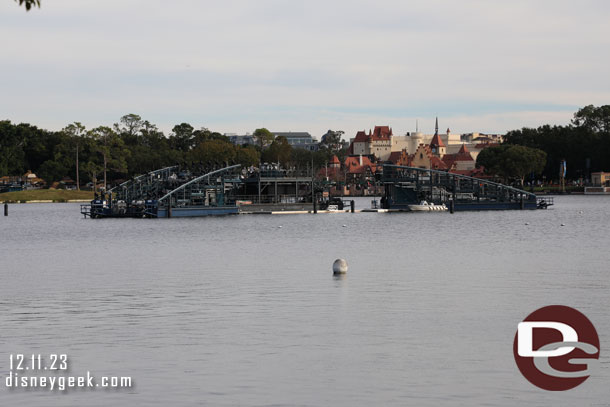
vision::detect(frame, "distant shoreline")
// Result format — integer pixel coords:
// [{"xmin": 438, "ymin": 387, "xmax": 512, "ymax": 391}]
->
[
  {"xmin": 0, "ymin": 189, "xmax": 93, "ymax": 203},
  {"xmin": 0, "ymin": 199, "xmax": 91, "ymax": 204}
]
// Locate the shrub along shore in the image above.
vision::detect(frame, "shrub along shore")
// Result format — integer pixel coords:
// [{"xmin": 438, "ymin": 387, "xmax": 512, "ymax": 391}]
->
[{"xmin": 0, "ymin": 189, "xmax": 93, "ymax": 203}]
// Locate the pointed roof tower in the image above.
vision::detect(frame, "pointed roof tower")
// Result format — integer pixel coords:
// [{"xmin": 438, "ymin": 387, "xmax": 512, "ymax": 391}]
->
[
  {"xmin": 434, "ymin": 117, "xmax": 439, "ymax": 136},
  {"xmin": 429, "ymin": 132, "xmax": 445, "ymax": 148},
  {"xmin": 429, "ymin": 120, "xmax": 446, "ymax": 158}
]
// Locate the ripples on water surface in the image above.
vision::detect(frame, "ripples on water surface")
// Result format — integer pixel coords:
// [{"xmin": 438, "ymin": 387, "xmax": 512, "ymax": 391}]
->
[{"xmin": 0, "ymin": 196, "xmax": 609, "ymax": 406}]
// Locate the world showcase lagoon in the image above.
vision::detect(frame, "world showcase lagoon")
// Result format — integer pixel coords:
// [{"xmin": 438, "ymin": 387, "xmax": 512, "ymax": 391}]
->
[{"xmin": 1, "ymin": 195, "xmax": 609, "ymax": 406}]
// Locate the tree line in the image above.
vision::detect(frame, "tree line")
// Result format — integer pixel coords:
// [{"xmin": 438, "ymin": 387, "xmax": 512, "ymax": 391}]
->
[
  {"xmin": 477, "ymin": 105, "xmax": 610, "ymax": 180},
  {"xmin": 476, "ymin": 105, "xmax": 610, "ymax": 184},
  {"xmin": 5, "ymin": 105, "xmax": 607, "ymax": 190},
  {"xmin": 0, "ymin": 114, "xmax": 345, "ymax": 189}
]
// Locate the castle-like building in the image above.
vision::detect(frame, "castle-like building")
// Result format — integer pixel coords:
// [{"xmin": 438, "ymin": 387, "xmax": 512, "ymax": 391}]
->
[
  {"xmin": 349, "ymin": 126, "xmax": 394, "ymax": 161},
  {"xmin": 346, "ymin": 118, "xmax": 501, "ymax": 176}
]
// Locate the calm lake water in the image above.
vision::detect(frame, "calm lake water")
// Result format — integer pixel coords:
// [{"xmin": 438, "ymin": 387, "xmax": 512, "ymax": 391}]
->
[{"xmin": 1, "ymin": 196, "xmax": 609, "ymax": 406}]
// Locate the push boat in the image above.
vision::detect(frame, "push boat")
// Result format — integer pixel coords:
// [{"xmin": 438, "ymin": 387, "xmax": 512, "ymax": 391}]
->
[{"xmin": 408, "ymin": 200, "xmax": 448, "ymax": 212}]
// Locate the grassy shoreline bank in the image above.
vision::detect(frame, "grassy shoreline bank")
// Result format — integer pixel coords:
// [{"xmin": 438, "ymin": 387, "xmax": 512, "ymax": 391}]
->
[{"xmin": 0, "ymin": 189, "xmax": 94, "ymax": 203}]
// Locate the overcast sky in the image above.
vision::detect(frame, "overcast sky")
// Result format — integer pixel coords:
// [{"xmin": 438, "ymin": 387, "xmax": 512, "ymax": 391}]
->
[{"xmin": 1, "ymin": 0, "xmax": 609, "ymax": 139}]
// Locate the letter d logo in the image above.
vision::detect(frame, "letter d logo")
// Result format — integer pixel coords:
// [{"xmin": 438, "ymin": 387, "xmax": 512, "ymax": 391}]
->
[
  {"xmin": 513, "ymin": 305, "xmax": 600, "ymax": 391},
  {"xmin": 517, "ymin": 322, "xmax": 577, "ymax": 357}
]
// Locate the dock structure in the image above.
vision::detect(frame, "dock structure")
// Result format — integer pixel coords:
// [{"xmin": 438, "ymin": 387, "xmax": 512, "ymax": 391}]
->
[
  {"xmin": 156, "ymin": 165, "xmax": 242, "ymax": 217},
  {"xmin": 381, "ymin": 164, "xmax": 550, "ymax": 211},
  {"xmin": 109, "ymin": 165, "xmax": 179, "ymax": 204},
  {"xmin": 81, "ymin": 165, "xmax": 243, "ymax": 218},
  {"xmin": 80, "ymin": 163, "xmax": 553, "ymax": 218},
  {"xmin": 235, "ymin": 166, "xmax": 316, "ymax": 213},
  {"xmin": 80, "ymin": 163, "xmax": 321, "ymax": 218}
]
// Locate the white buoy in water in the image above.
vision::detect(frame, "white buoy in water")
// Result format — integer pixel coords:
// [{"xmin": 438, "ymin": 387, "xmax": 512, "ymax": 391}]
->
[
  {"xmin": 278, "ymin": 225, "xmax": 283, "ymax": 228},
  {"xmin": 525, "ymin": 222, "xmax": 529, "ymax": 225},
  {"xmin": 333, "ymin": 259, "xmax": 348, "ymax": 274},
  {"xmin": 561, "ymin": 223, "xmax": 565, "ymax": 226},
  {"xmin": 342, "ymin": 224, "xmax": 347, "ymax": 227}
]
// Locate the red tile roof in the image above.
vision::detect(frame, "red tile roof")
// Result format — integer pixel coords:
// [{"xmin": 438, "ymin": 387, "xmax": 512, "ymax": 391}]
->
[
  {"xmin": 388, "ymin": 151, "xmax": 402, "ymax": 163},
  {"xmin": 344, "ymin": 155, "xmax": 377, "ymax": 174},
  {"xmin": 353, "ymin": 130, "xmax": 370, "ymax": 143},
  {"xmin": 317, "ymin": 167, "xmax": 342, "ymax": 179},
  {"xmin": 429, "ymin": 133, "xmax": 445, "ymax": 148},
  {"xmin": 430, "ymin": 156, "xmax": 448, "ymax": 170},
  {"xmin": 388, "ymin": 150, "xmax": 410, "ymax": 165},
  {"xmin": 442, "ymin": 144, "xmax": 474, "ymax": 168},
  {"xmin": 371, "ymin": 126, "xmax": 392, "ymax": 140}
]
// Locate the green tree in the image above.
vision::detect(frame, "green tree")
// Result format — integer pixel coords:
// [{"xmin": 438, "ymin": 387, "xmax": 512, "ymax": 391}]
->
[
  {"xmin": 81, "ymin": 160, "xmax": 103, "ymax": 193},
  {"xmin": 15, "ymin": 0, "xmax": 39, "ymax": 10},
  {"xmin": 169, "ymin": 123, "xmax": 195, "ymax": 152},
  {"xmin": 0, "ymin": 120, "xmax": 26, "ymax": 176},
  {"xmin": 192, "ymin": 128, "xmax": 229, "ymax": 146},
  {"xmin": 187, "ymin": 139, "xmax": 236, "ymax": 169},
  {"xmin": 61, "ymin": 122, "xmax": 86, "ymax": 190},
  {"xmin": 289, "ymin": 148, "xmax": 313, "ymax": 171},
  {"xmin": 572, "ymin": 105, "xmax": 610, "ymax": 133},
  {"xmin": 114, "ymin": 114, "xmax": 144, "ymax": 146},
  {"xmin": 37, "ymin": 159, "xmax": 67, "ymax": 186},
  {"xmin": 476, "ymin": 144, "xmax": 546, "ymax": 186},
  {"xmin": 253, "ymin": 128, "xmax": 274, "ymax": 149},
  {"xmin": 88, "ymin": 126, "xmax": 130, "ymax": 189},
  {"xmin": 262, "ymin": 136, "xmax": 292, "ymax": 166},
  {"xmin": 319, "ymin": 130, "xmax": 344, "ymax": 153},
  {"xmin": 235, "ymin": 146, "xmax": 260, "ymax": 167},
  {"xmin": 125, "ymin": 120, "xmax": 177, "ymax": 176}
]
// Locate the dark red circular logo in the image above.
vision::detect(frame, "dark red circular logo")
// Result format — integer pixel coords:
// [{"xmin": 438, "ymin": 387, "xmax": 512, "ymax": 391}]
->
[{"xmin": 513, "ymin": 305, "xmax": 600, "ymax": 391}]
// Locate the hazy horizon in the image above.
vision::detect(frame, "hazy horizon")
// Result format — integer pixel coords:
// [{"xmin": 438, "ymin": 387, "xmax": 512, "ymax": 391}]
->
[{"xmin": 2, "ymin": 0, "xmax": 608, "ymax": 139}]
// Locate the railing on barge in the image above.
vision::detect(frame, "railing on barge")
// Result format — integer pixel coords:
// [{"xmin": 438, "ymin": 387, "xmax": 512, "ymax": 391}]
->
[
  {"xmin": 81, "ymin": 165, "xmax": 243, "ymax": 218},
  {"xmin": 381, "ymin": 165, "xmax": 543, "ymax": 210},
  {"xmin": 156, "ymin": 165, "xmax": 242, "ymax": 218}
]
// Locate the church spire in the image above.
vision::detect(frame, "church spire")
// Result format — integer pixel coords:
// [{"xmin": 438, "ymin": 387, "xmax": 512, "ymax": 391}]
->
[{"xmin": 434, "ymin": 117, "xmax": 439, "ymax": 136}]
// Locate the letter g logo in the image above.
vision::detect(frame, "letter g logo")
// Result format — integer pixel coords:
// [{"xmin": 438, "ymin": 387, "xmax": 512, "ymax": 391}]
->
[{"xmin": 513, "ymin": 306, "xmax": 600, "ymax": 391}]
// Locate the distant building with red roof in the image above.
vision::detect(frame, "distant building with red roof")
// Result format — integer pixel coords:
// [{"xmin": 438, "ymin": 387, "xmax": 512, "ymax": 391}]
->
[
  {"xmin": 329, "ymin": 155, "xmax": 341, "ymax": 167},
  {"xmin": 344, "ymin": 155, "xmax": 377, "ymax": 181},
  {"xmin": 408, "ymin": 144, "xmax": 448, "ymax": 170},
  {"xmin": 388, "ymin": 149, "xmax": 410, "ymax": 166},
  {"xmin": 316, "ymin": 155, "xmax": 344, "ymax": 181},
  {"xmin": 349, "ymin": 126, "xmax": 393, "ymax": 161},
  {"xmin": 345, "ymin": 120, "xmax": 505, "ymax": 176},
  {"xmin": 442, "ymin": 143, "xmax": 475, "ymax": 171},
  {"xmin": 429, "ymin": 132, "xmax": 446, "ymax": 158}
]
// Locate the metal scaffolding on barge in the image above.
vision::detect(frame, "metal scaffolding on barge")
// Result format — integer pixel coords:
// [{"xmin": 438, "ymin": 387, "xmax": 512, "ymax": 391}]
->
[
  {"xmin": 80, "ymin": 165, "xmax": 243, "ymax": 218},
  {"xmin": 381, "ymin": 164, "xmax": 552, "ymax": 211},
  {"xmin": 156, "ymin": 165, "xmax": 242, "ymax": 218}
]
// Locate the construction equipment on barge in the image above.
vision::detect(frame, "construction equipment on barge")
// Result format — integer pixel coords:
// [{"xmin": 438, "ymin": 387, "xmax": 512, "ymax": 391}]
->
[
  {"xmin": 80, "ymin": 165, "xmax": 242, "ymax": 218},
  {"xmin": 380, "ymin": 164, "xmax": 552, "ymax": 211},
  {"xmin": 80, "ymin": 163, "xmax": 553, "ymax": 218}
]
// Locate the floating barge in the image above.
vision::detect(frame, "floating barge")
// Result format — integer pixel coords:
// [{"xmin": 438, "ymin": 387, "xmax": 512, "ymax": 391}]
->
[
  {"xmin": 81, "ymin": 165, "xmax": 242, "ymax": 218},
  {"xmin": 80, "ymin": 164, "xmax": 320, "ymax": 218},
  {"xmin": 380, "ymin": 164, "xmax": 552, "ymax": 211},
  {"xmin": 80, "ymin": 163, "xmax": 552, "ymax": 218}
]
